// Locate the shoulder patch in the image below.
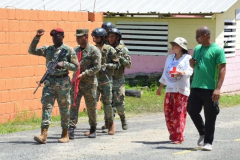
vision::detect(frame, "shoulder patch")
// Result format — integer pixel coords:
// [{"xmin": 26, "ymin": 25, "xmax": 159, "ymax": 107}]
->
[
  {"xmin": 72, "ymin": 55, "xmax": 78, "ymax": 62},
  {"xmin": 122, "ymin": 46, "xmax": 130, "ymax": 54}
]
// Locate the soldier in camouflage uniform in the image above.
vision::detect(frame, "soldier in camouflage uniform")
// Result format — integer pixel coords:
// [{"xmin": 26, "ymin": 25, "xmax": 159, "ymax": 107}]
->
[
  {"xmin": 108, "ymin": 28, "xmax": 132, "ymax": 130},
  {"xmin": 28, "ymin": 28, "xmax": 79, "ymax": 144},
  {"xmin": 68, "ymin": 29, "xmax": 101, "ymax": 139},
  {"xmin": 91, "ymin": 28, "xmax": 119, "ymax": 135},
  {"xmin": 102, "ymin": 22, "xmax": 125, "ymax": 46}
]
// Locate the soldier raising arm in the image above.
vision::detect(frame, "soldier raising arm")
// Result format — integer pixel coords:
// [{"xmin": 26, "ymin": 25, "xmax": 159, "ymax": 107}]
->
[
  {"xmin": 29, "ymin": 29, "xmax": 79, "ymax": 72},
  {"xmin": 28, "ymin": 28, "xmax": 79, "ymax": 144}
]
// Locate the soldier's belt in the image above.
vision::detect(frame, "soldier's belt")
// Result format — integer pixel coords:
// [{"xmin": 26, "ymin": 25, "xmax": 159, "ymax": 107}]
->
[{"xmin": 49, "ymin": 74, "xmax": 69, "ymax": 78}]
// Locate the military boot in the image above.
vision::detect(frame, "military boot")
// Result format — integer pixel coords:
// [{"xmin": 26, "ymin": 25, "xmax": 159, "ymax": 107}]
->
[
  {"xmin": 102, "ymin": 120, "xmax": 108, "ymax": 133},
  {"xmin": 102, "ymin": 120, "xmax": 108, "ymax": 129},
  {"xmin": 88, "ymin": 126, "xmax": 96, "ymax": 138},
  {"xmin": 58, "ymin": 129, "xmax": 69, "ymax": 143},
  {"xmin": 68, "ymin": 126, "xmax": 75, "ymax": 139},
  {"xmin": 108, "ymin": 122, "xmax": 115, "ymax": 135},
  {"xmin": 120, "ymin": 114, "xmax": 128, "ymax": 130},
  {"xmin": 34, "ymin": 128, "xmax": 48, "ymax": 144}
]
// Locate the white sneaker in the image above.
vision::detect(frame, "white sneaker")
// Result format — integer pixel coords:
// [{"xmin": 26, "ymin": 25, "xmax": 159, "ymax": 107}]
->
[
  {"xmin": 197, "ymin": 135, "xmax": 205, "ymax": 146},
  {"xmin": 202, "ymin": 143, "xmax": 213, "ymax": 151}
]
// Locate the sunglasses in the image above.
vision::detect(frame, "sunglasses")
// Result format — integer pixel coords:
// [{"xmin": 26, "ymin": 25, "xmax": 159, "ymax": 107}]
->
[
  {"xmin": 195, "ymin": 35, "xmax": 203, "ymax": 38},
  {"xmin": 196, "ymin": 33, "xmax": 210, "ymax": 39}
]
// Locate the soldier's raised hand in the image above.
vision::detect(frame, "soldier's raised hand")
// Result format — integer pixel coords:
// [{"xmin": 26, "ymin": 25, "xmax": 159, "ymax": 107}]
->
[{"xmin": 36, "ymin": 29, "xmax": 45, "ymax": 37}]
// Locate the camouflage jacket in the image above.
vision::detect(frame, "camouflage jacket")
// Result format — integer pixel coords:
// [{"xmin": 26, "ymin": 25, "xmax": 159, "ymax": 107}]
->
[
  {"xmin": 74, "ymin": 42, "xmax": 101, "ymax": 84},
  {"xmin": 119, "ymin": 40, "xmax": 125, "ymax": 46},
  {"xmin": 28, "ymin": 36, "xmax": 79, "ymax": 76},
  {"xmin": 96, "ymin": 44, "xmax": 119, "ymax": 81},
  {"xmin": 112, "ymin": 45, "xmax": 131, "ymax": 80}
]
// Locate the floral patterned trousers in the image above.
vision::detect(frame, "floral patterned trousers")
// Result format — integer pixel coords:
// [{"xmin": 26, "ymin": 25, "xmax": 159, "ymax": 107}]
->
[{"xmin": 164, "ymin": 92, "xmax": 188, "ymax": 142}]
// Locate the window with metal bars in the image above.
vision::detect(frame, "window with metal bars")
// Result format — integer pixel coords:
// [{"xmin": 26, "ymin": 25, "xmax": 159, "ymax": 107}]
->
[
  {"xmin": 224, "ymin": 20, "xmax": 236, "ymax": 55},
  {"xmin": 116, "ymin": 21, "xmax": 168, "ymax": 56}
]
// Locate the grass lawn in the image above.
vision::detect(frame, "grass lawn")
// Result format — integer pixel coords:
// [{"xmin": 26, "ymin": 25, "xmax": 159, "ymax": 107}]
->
[{"xmin": 125, "ymin": 86, "xmax": 240, "ymax": 114}]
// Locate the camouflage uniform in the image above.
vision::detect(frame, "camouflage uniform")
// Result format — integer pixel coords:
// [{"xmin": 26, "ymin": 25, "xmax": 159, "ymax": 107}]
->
[
  {"xmin": 28, "ymin": 36, "xmax": 79, "ymax": 130},
  {"xmin": 96, "ymin": 44, "xmax": 119, "ymax": 123},
  {"xmin": 69, "ymin": 42, "xmax": 101, "ymax": 128},
  {"xmin": 102, "ymin": 22, "xmax": 125, "ymax": 45},
  {"xmin": 119, "ymin": 40, "xmax": 125, "ymax": 46},
  {"xmin": 112, "ymin": 45, "xmax": 131, "ymax": 117}
]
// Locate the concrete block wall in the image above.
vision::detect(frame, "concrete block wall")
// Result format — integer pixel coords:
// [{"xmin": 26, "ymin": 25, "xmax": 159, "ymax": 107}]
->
[
  {"xmin": 125, "ymin": 50, "xmax": 194, "ymax": 74},
  {"xmin": 0, "ymin": 8, "xmax": 103, "ymax": 124}
]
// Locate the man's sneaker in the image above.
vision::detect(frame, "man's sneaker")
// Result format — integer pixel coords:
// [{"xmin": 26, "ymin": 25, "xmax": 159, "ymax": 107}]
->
[
  {"xmin": 202, "ymin": 143, "xmax": 213, "ymax": 151},
  {"xmin": 197, "ymin": 135, "xmax": 205, "ymax": 146},
  {"xmin": 68, "ymin": 127, "xmax": 75, "ymax": 139}
]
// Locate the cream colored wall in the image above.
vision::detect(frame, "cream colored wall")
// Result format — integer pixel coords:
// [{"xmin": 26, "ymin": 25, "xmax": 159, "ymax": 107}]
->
[
  {"xmin": 214, "ymin": 14, "xmax": 225, "ymax": 48},
  {"xmin": 168, "ymin": 19, "xmax": 215, "ymax": 50},
  {"xmin": 215, "ymin": 0, "xmax": 240, "ymax": 49},
  {"xmin": 104, "ymin": 17, "xmax": 216, "ymax": 50}
]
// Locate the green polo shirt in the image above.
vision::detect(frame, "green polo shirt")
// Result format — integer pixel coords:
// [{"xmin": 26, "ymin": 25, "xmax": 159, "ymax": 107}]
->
[{"xmin": 191, "ymin": 43, "xmax": 226, "ymax": 90}]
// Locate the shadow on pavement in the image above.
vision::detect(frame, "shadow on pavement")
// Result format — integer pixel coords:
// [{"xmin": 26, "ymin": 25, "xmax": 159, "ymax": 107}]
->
[
  {"xmin": 0, "ymin": 140, "xmax": 58, "ymax": 144},
  {"xmin": 132, "ymin": 141, "xmax": 171, "ymax": 145},
  {"xmin": 156, "ymin": 146, "xmax": 196, "ymax": 150}
]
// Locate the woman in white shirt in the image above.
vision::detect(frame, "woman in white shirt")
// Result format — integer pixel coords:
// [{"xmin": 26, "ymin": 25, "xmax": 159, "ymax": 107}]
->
[{"xmin": 156, "ymin": 37, "xmax": 193, "ymax": 144}]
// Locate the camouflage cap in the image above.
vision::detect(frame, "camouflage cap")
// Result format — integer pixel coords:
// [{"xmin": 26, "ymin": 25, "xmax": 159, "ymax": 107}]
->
[{"xmin": 75, "ymin": 29, "xmax": 89, "ymax": 36}]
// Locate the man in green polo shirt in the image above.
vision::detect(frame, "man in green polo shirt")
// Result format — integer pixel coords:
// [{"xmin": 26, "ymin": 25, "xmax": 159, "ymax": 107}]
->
[{"xmin": 188, "ymin": 26, "xmax": 226, "ymax": 151}]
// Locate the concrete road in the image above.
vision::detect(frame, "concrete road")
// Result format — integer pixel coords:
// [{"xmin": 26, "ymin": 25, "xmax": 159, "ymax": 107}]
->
[{"xmin": 0, "ymin": 106, "xmax": 240, "ymax": 160}]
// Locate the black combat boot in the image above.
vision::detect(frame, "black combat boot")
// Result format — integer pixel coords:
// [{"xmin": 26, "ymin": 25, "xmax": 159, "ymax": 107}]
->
[
  {"xmin": 88, "ymin": 126, "xmax": 96, "ymax": 138},
  {"xmin": 102, "ymin": 120, "xmax": 108, "ymax": 129},
  {"xmin": 68, "ymin": 126, "xmax": 75, "ymax": 139},
  {"xmin": 120, "ymin": 114, "xmax": 128, "ymax": 130},
  {"xmin": 102, "ymin": 120, "xmax": 108, "ymax": 133}
]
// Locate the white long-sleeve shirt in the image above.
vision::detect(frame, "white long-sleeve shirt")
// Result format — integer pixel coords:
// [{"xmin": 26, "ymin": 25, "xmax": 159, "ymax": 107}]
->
[{"xmin": 159, "ymin": 54, "xmax": 193, "ymax": 96}]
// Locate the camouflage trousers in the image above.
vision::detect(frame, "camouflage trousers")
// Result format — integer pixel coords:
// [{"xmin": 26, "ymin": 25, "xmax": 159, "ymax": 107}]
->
[
  {"xmin": 41, "ymin": 76, "xmax": 71, "ymax": 129},
  {"xmin": 69, "ymin": 82, "xmax": 98, "ymax": 128},
  {"xmin": 97, "ymin": 78, "xmax": 114, "ymax": 122},
  {"xmin": 112, "ymin": 77, "xmax": 126, "ymax": 116}
]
